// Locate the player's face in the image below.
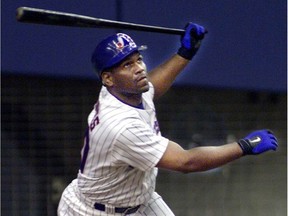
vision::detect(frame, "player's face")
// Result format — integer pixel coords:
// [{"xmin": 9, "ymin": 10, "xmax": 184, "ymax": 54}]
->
[{"xmin": 107, "ymin": 52, "xmax": 149, "ymax": 95}]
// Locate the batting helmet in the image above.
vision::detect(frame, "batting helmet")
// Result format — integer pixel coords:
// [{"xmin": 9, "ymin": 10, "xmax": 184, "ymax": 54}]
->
[{"xmin": 91, "ymin": 33, "xmax": 147, "ymax": 78}]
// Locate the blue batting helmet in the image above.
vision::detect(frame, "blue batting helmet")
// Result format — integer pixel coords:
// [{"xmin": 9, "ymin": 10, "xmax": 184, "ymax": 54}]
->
[{"xmin": 91, "ymin": 33, "xmax": 147, "ymax": 78}]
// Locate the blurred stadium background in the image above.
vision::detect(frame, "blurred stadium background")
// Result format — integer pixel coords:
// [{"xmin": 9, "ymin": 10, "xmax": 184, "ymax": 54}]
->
[{"xmin": 2, "ymin": 1, "xmax": 287, "ymax": 215}]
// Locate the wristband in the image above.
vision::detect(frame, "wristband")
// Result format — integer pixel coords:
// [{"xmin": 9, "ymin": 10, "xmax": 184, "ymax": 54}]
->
[
  {"xmin": 177, "ymin": 46, "xmax": 198, "ymax": 60},
  {"xmin": 238, "ymin": 139, "xmax": 254, "ymax": 155}
]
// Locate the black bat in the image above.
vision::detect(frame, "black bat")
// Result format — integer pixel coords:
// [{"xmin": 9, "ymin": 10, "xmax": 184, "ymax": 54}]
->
[{"xmin": 16, "ymin": 7, "xmax": 185, "ymax": 35}]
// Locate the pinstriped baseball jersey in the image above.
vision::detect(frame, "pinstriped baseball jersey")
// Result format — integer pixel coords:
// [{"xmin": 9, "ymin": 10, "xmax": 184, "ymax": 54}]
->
[{"xmin": 77, "ymin": 82, "xmax": 169, "ymax": 207}]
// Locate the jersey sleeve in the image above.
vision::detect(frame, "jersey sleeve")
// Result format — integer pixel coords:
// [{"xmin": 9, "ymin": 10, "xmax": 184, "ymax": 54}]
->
[{"xmin": 111, "ymin": 120, "xmax": 169, "ymax": 171}]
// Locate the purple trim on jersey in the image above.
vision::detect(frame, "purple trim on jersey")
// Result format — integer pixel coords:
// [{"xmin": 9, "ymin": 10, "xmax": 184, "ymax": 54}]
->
[
  {"xmin": 108, "ymin": 90, "xmax": 145, "ymax": 110},
  {"xmin": 135, "ymin": 102, "xmax": 144, "ymax": 109},
  {"xmin": 80, "ymin": 128, "xmax": 90, "ymax": 173}
]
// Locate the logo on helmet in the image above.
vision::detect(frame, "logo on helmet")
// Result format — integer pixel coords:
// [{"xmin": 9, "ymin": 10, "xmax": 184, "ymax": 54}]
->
[
  {"xmin": 115, "ymin": 41, "xmax": 124, "ymax": 50},
  {"xmin": 114, "ymin": 33, "xmax": 137, "ymax": 51}
]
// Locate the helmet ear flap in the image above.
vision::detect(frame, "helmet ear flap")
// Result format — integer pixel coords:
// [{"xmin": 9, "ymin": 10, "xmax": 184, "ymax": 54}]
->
[{"xmin": 91, "ymin": 33, "xmax": 147, "ymax": 80}]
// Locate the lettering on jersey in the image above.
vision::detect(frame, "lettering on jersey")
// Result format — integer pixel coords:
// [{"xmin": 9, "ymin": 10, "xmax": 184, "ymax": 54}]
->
[
  {"xmin": 90, "ymin": 102, "xmax": 100, "ymax": 131},
  {"xmin": 154, "ymin": 120, "xmax": 160, "ymax": 135}
]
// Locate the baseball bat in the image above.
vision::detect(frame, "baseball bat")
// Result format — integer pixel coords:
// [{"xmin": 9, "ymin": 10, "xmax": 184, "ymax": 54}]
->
[{"xmin": 16, "ymin": 7, "xmax": 185, "ymax": 35}]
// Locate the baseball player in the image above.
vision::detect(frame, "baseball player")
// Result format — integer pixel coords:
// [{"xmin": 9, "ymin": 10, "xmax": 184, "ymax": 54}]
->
[{"xmin": 57, "ymin": 23, "xmax": 278, "ymax": 215}]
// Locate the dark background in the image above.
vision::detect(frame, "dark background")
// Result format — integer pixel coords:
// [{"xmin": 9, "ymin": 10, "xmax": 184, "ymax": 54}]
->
[
  {"xmin": 2, "ymin": 0, "xmax": 287, "ymax": 91},
  {"xmin": 1, "ymin": 1, "xmax": 287, "ymax": 215}
]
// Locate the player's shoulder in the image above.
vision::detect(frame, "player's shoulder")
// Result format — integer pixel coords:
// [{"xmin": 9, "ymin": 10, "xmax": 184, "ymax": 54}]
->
[{"xmin": 100, "ymin": 84, "xmax": 154, "ymax": 109}]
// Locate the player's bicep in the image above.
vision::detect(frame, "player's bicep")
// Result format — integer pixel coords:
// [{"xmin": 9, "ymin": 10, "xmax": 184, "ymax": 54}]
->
[{"xmin": 156, "ymin": 140, "xmax": 189, "ymax": 172}]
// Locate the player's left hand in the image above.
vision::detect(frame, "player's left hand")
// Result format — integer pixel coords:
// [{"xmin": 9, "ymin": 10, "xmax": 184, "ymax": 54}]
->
[
  {"xmin": 177, "ymin": 22, "xmax": 207, "ymax": 60},
  {"xmin": 238, "ymin": 129, "xmax": 278, "ymax": 155}
]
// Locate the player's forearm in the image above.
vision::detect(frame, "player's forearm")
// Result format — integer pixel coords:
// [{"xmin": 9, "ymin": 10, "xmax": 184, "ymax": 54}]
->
[
  {"xmin": 181, "ymin": 143, "xmax": 243, "ymax": 173},
  {"xmin": 157, "ymin": 140, "xmax": 243, "ymax": 173},
  {"xmin": 158, "ymin": 130, "xmax": 277, "ymax": 173},
  {"xmin": 148, "ymin": 54, "xmax": 189, "ymax": 99}
]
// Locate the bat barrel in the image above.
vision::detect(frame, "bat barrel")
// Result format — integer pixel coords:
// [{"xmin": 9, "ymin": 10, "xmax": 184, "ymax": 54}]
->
[
  {"xmin": 17, "ymin": 7, "xmax": 98, "ymax": 27},
  {"xmin": 16, "ymin": 7, "xmax": 185, "ymax": 35}
]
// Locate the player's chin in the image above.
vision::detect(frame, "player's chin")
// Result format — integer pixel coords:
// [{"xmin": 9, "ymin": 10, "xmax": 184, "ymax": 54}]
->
[
  {"xmin": 141, "ymin": 85, "xmax": 150, "ymax": 93},
  {"xmin": 137, "ymin": 79, "xmax": 150, "ymax": 92}
]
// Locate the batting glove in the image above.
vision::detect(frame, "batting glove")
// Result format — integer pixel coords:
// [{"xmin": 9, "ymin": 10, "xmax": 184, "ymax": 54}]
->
[
  {"xmin": 238, "ymin": 129, "xmax": 278, "ymax": 155},
  {"xmin": 177, "ymin": 22, "xmax": 207, "ymax": 60}
]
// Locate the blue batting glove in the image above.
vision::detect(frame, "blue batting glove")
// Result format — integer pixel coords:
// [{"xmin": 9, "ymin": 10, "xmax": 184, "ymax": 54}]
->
[
  {"xmin": 177, "ymin": 22, "xmax": 207, "ymax": 60},
  {"xmin": 238, "ymin": 129, "xmax": 278, "ymax": 155}
]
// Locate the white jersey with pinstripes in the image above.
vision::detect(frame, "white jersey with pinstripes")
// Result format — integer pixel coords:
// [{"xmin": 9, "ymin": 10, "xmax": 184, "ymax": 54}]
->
[{"xmin": 77, "ymin": 82, "xmax": 169, "ymax": 207}]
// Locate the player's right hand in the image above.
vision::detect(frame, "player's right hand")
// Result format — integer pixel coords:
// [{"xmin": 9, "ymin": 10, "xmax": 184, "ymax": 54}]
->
[
  {"xmin": 177, "ymin": 22, "xmax": 207, "ymax": 60},
  {"xmin": 238, "ymin": 129, "xmax": 278, "ymax": 155}
]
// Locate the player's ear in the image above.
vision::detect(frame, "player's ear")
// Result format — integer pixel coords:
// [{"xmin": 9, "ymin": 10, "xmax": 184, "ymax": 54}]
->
[{"xmin": 101, "ymin": 71, "xmax": 114, "ymax": 87}]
